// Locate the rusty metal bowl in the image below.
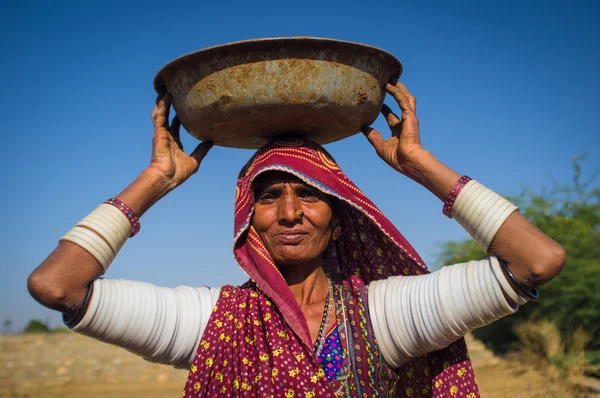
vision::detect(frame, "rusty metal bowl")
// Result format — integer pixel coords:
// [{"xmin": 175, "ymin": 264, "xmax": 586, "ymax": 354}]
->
[{"xmin": 154, "ymin": 37, "xmax": 402, "ymax": 149}]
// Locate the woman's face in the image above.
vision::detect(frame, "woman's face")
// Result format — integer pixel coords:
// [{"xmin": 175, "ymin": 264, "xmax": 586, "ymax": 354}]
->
[{"xmin": 251, "ymin": 172, "xmax": 333, "ymax": 267}]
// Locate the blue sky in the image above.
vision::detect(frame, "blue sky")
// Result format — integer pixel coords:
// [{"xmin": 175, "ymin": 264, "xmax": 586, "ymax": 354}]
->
[{"xmin": 0, "ymin": 0, "xmax": 598, "ymax": 331}]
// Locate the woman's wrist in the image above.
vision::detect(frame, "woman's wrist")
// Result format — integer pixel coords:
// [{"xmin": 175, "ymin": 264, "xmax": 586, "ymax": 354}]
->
[
  {"xmin": 115, "ymin": 168, "xmax": 173, "ymax": 218},
  {"xmin": 401, "ymin": 149, "xmax": 461, "ymax": 202}
]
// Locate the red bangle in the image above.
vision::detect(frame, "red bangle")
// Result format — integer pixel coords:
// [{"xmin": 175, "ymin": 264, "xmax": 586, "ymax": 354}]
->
[
  {"xmin": 104, "ymin": 198, "xmax": 140, "ymax": 237},
  {"xmin": 443, "ymin": 176, "xmax": 472, "ymax": 218}
]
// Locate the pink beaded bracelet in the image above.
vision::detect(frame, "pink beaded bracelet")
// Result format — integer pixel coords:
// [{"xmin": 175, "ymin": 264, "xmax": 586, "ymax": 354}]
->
[
  {"xmin": 443, "ymin": 176, "xmax": 472, "ymax": 218},
  {"xmin": 104, "ymin": 198, "xmax": 140, "ymax": 237}
]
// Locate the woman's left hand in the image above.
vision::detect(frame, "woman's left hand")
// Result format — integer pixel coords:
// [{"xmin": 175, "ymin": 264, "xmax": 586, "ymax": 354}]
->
[{"xmin": 362, "ymin": 81, "xmax": 425, "ymax": 178}]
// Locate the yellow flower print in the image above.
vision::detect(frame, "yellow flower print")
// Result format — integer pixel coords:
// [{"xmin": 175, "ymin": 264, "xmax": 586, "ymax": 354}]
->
[
  {"xmin": 232, "ymin": 341, "xmax": 238, "ymax": 347},
  {"xmin": 424, "ymin": 367, "xmax": 430, "ymax": 376},
  {"xmin": 289, "ymin": 367, "xmax": 300, "ymax": 377},
  {"xmin": 190, "ymin": 364, "xmax": 198, "ymax": 373},
  {"xmin": 233, "ymin": 379, "xmax": 240, "ymax": 389},
  {"xmin": 205, "ymin": 357, "xmax": 214, "ymax": 367},
  {"xmin": 259, "ymin": 353, "xmax": 270, "ymax": 362},
  {"xmin": 222, "ymin": 359, "xmax": 228, "ymax": 367},
  {"xmin": 241, "ymin": 382, "xmax": 252, "ymax": 391},
  {"xmin": 193, "ymin": 382, "xmax": 201, "ymax": 392},
  {"xmin": 305, "ymin": 391, "xmax": 315, "ymax": 398},
  {"xmin": 398, "ymin": 253, "xmax": 405, "ymax": 260},
  {"xmin": 358, "ymin": 216, "xmax": 365, "ymax": 224},
  {"xmin": 254, "ymin": 373, "xmax": 263, "ymax": 383},
  {"xmin": 295, "ymin": 352, "xmax": 305, "ymax": 362},
  {"xmin": 272, "ymin": 368, "xmax": 279, "ymax": 378},
  {"xmin": 421, "ymin": 385, "xmax": 431, "ymax": 394},
  {"xmin": 200, "ymin": 340, "xmax": 210, "ymax": 349},
  {"xmin": 214, "ymin": 320, "xmax": 223, "ymax": 328},
  {"xmin": 352, "ymin": 251, "xmax": 358, "ymax": 259},
  {"xmin": 377, "ymin": 265, "xmax": 384, "ymax": 274},
  {"xmin": 221, "ymin": 386, "xmax": 227, "ymax": 393},
  {"xmin": 238, "ymin": 302, "xmax": 247, "ymax": 309},
  {"xmin": 266, "ymin": 300, "xmax": 272, "ymax": 306},
  {"xmin": 225, "ymin": 336, "xmax": 231, "ymax": 343},
  {"xmin": 406, "ymin": 367, "xmax": 414, "ymax": 378},
  {"xmin": 354, "ymin": 269, "xmax": 361, "ymax": 277},
  {"xmin": 264, "ymin": 313, "xmax": 272, "ymax": 322},
  {"xmin": 443, "ymin": 361, "xmax": 450, "ymax": 370},
  {"xmin": 219, "ymin": 333, "xmax": 226, "ymax": 341},
  {"xmin": 242, "ymin": 357, "xmax": 253, "ymax": 367},
  {"xmin": 376, "ymin": 248, "xmax": 383, "ymax": 256},
  {"xmin": 457, "ymin": 367, "xmax": 467, "ymax": 377},
  {"xmin": 215, "ymin": 372, "xmax": 223, "ymax": 382},
  {"xmin": 277, "ymin": 330, "xmax": 289, "ymax": 339},
  {"xmin": 253, "ymin": 319, "xmax": 262, "ymax": 326},
  {"xmin": 403, "ymin": 267, "xmax": 409, "ymax": 275},
  {"xmin": 273, "ymin": 347, "xmax": 284, "ymax": 356},
  {"xmin": 467, "ymin": 393, "xmax": 477, "ymax": 398},
  {"xmin": 360, "ymin": 233, "xmax": 367, "ymax": 242},
  {"xmin": 435, "ymin": 379, "xmax": 443, "ymax": 389},
  {"xmin": 316, "ymin": 368, "xmax": 325, "ymax": 379},
  {"xmin": 212, "ymin": 304, "xmax": 218, "ymax": 312},
  {"xmin": 222, "ymin": 291, "xmax": 230, "ymax": 297},
  {"xmin": 392, "ymin": 265, "xmax": 398, "ymax": 273},
  {"xmin": 450, "ymin": 385, "xmax": 459, "ymax": 396},
  {"xmin": 310, "ymin": 374, "xmax": 318, "ymax": 383},
  {"xmin": 285, "ymin": 389, "xmax": 296, "ymax": 398},
  {"xmin": 250, "ymin": 291, "xmax": 258, "ymax": 297},
  {"xmin": 245, "ymin": 336, "xmax": 256, "ymax": 345}
]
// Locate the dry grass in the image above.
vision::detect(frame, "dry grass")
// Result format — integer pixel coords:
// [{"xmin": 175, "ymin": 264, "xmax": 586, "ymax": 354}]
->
[{"xmin": 512, "ymin": 320, "xmax": 597, "ymax": 389}]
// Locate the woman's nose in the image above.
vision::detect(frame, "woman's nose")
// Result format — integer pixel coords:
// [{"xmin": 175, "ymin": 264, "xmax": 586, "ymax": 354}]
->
[{"xmin": 278, "ymin": 192, "xmax": 301, "ymax": 224}]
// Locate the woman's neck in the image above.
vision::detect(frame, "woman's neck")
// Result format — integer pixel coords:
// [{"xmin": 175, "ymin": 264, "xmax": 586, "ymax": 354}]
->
[{"xmin": 279, "ymin": 260, "xmax": 329, "ymax": 308}]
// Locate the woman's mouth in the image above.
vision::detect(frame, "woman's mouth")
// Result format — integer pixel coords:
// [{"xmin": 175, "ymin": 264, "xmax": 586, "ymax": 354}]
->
[{"xmin": 275, "ymin": 231, "xmax": 308, "ymax": 244}]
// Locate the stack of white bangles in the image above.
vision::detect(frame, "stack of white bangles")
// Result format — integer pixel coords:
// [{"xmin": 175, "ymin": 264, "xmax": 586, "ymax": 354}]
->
[{"xmin": 62, "ymin": 179, "xmax": 528, "ymax": 369}]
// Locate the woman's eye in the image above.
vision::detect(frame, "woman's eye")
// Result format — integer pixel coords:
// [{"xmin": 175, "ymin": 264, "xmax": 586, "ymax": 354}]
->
[
  {"xmin": 300, "ymin": 191, "xmax": 320, "ymax": 201},
  {"xmin": 257, "ymin": 193, "xmax": 276, "ymax": 203}
]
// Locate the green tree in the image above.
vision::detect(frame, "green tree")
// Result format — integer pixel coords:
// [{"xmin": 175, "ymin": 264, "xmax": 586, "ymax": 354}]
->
[
  {"xmin": 23, "ymin": 319, "xmax": 50, "ymax": 334},
  {"xmin": 437, "ymin": 155, "xmax": 599, "ymax": 352}
]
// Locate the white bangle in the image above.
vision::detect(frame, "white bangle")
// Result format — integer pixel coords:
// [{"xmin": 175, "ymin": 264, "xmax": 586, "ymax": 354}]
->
[
  {"xmin": 59, "ymin": 204, "xmax": 131, "ymax": 273},
  {"xmin": 452, "ymin": 180, "xmax": 519, "ymax": 252}
]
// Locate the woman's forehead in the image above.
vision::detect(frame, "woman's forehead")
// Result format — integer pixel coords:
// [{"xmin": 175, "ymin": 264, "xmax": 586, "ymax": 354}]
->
[{"xmin": 252, "ymin": 171, "xmax": 306, "ymax": 193}]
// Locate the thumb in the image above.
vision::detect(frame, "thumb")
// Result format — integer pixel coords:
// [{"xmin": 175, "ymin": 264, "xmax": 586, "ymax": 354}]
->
[
  {"xmin": 190, "ymin": 141, "xmax": 214, "ymax": 166},
  {"xmin": 361, "ymin": 127, "xmax": 385, "ymax": 152}
]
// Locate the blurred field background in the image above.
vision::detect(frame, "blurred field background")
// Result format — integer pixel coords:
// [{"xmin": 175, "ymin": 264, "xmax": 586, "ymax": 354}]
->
[{"xmin": 1, "ymin": 331, "xmax": 598, "ymax": 397}]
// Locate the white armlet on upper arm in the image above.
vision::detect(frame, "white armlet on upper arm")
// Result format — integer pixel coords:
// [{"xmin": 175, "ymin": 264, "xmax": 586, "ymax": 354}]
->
[
  {"xmin": 368, "ymin": 257, "xmax": 525, "ymax": 369},
  {"xmin": 70, "ymin": 279, "xmax": 221, "ymax": 369}
]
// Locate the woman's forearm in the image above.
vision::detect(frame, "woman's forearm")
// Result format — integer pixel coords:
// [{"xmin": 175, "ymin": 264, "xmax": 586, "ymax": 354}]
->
[{"xmin": 27, "ymin": 169, "xmax": 169, "ymax": 315}]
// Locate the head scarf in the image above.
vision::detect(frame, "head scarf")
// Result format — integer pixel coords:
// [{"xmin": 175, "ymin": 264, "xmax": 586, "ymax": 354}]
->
[{"xmin": 183, "ymin": 139, "xmax": 479, "ymax": 397}]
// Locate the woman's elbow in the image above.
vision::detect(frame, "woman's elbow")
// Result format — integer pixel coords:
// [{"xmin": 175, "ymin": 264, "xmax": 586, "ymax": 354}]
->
[
  {"xmin": 531, "ymin": 243, "xmax": 567, "ymax": 285},
  {"xmin": 27, "ymin": 270, "xmax": 70, "ymax": 312}
]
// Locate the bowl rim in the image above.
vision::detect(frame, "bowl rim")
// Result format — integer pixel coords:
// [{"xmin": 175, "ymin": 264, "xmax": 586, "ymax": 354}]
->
[{"xmin": 153, "ymin": 36, "xmax": 402, "ymax": 92}]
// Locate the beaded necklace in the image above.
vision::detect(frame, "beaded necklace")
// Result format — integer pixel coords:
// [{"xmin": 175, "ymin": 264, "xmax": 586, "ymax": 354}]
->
[{"xmin": 313, "ymin": 278, "xmax": 333, "ymax": 356}]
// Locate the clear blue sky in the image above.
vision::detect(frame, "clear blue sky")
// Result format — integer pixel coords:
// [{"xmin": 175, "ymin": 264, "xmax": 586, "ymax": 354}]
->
[{"xmin": 1, "ymin": 0, "xmax": 598, "ymax": 331}]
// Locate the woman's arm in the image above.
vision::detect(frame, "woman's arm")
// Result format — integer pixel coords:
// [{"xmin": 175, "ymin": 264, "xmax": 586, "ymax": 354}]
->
[
  {"xmin": 363, "ymin": 82, "xmax": 566, "ymax": 290},
  {"xmin": 27, "ymin": 94, "xmax": 213, "ymax": 317}
]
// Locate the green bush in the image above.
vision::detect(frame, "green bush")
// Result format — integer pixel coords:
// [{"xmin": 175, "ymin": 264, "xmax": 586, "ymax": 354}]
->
[{"xmin": 23, "ymin": 319, "xmax": 50, "ymax": 334}]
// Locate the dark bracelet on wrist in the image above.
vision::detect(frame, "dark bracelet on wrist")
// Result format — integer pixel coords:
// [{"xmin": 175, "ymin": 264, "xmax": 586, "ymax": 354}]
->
[
  {"xmin": 498, "ymin": 259, "xmax": 539, "ymax": 301},
  {"xmin": 63, "ymin": 280, "xmax": 96, "ymax": 328}
]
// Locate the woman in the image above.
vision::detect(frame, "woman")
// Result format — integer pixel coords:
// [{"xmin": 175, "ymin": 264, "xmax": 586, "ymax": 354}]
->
[{"xmin": 28, "ymin": 81, "xmax": 565, "ymax": 397}]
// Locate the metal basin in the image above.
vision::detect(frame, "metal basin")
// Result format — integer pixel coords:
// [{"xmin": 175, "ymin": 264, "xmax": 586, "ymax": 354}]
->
[{"xmin": 154, "ymin": 37, "xmax": 402, "ymax": 149}]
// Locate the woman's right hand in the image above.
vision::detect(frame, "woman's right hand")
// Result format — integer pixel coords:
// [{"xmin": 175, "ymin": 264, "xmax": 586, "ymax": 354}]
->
[{"xmin": 148, "ymin": 93, "xmax": 213, "ymax": 193}]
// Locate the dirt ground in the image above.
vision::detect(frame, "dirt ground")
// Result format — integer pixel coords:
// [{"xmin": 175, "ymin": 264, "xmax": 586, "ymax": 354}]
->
[{"xmin": 0, "ymin": 332, "xmax": 597, "ymax": 397}]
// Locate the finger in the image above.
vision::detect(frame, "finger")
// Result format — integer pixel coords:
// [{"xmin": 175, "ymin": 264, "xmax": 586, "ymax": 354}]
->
[
  {"xmin": 361, "ymin": 127, "xmax": 385, "ymax": 151},
  {"xmin": 190, "ymin": 141, "xmax": 214, "ymax": 166},
  {"xmin": 392, "ymin": 82, "xmax": 417, "ymax": 113},
  {"xmin": 170, "ymin": 116, "xmax": 183, "ymax": 150},
  {"xmin": 152, "ymin": 93, "xmax": 171, "ymax": 127},
  {"xmin": 386, "ymin": 83, "xmax": 415, "ymax": 115},
  {"xmin": 381, "ymin": 104, "xmax": 401, "ymax": 129}
]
